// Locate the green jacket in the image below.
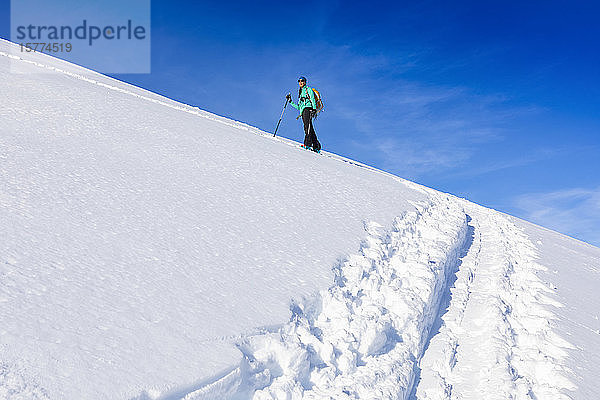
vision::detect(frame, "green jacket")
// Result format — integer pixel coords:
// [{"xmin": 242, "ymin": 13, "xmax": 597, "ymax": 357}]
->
[{"xmin": 290, "ymin": 86, "xmax": 317, "ymax": 115}]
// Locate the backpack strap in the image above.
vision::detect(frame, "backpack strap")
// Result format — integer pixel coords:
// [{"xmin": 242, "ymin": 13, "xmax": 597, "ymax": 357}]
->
[
  {"xmin": 298, "ymin": 85, "xmax": 317, "ymax": 110},
  {"xmin": 304, "ymin": 87, "xmax": 315, "ymax": 109}
]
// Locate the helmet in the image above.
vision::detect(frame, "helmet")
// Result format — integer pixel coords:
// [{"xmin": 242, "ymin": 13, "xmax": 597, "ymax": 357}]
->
[{"xmin": 298, "ymin": 76, "xmax": 307, "ymax": 82}]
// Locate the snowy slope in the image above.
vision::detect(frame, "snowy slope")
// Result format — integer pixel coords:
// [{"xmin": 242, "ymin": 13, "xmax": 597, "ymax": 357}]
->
[{"xmin": 1, "ymin": 39, "xmax": 599, "ymax": 400}]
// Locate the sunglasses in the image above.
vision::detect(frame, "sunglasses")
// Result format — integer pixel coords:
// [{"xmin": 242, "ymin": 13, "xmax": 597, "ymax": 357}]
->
[{"xmin": 298, "ymin": 80, "xmax": 306, "ymax": 83}]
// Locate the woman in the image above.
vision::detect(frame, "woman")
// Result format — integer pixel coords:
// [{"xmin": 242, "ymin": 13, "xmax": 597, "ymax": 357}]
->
[{"xmin": 286, "ymin": 76, "xmax": 321, "ymax": 152}]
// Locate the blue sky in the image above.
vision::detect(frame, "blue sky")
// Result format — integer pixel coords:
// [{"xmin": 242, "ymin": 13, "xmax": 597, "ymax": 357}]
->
[{"xmin": 2, "ymin": 1, "xmax": 599, "ymax": 246}]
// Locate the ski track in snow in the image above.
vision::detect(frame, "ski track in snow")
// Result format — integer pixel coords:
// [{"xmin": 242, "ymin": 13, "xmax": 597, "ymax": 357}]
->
[
  {"xmin": 415, "ymin": 203, "xmax": 576, "ymax": 400},
  {"xmin": 177, "ymin": 193, "xmax": 470, "ymax": 399},
  {"xmin": 0, "ymin": 363, "xmax": 49, "ymax": 400},
  {"xmin": 175, "ymin": 197, "xmax": 576, "ymax": 400}
]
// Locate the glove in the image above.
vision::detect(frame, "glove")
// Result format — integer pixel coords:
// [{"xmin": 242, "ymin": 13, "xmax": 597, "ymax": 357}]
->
[{"xmin": 286, "ymin": 93, "xmax": 292, "ymax": 102}]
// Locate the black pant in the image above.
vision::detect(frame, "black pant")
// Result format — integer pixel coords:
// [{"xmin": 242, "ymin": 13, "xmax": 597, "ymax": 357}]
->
[{"xmin": 302, "ymin": 108, "xmax": 321, "ymax": 151}]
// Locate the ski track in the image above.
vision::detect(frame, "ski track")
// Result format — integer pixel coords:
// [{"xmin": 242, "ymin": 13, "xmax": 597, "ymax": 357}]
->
[
  {"xmin": 1, "ymin": 42, "xmax": 577, "ymax": 400},
  {"xmin": 0, "ymin": 363, "xmax": 49, "ymax": 400},
  {"xmin": 415, "ymin": 203, "xmax": 576, "ymax": 400},
  {"xmin": 178, "ymin": 193, "xmax": 469, "ymax": 399},
  {"xmin": 181, "ymin": 198, "xmax": 576, "ymax": 400}
]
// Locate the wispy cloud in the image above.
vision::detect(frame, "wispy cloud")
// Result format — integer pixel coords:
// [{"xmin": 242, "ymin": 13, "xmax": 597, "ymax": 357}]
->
[
  {"xmin": 513, "ymin": 187, "xmax": 600, "ymax": 247},
  {"xmin": 446, "ymin": 146, "xmax": 578, "ymax": 179},
  {"xmin": 320, "ymin": 69, "xmax": 522, "ymax": 177}
]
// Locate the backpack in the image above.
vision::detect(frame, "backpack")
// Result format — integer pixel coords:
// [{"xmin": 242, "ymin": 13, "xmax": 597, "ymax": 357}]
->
[{"xmin": 311, "ymin": 88, "xmax": 324, "ymax": 113}]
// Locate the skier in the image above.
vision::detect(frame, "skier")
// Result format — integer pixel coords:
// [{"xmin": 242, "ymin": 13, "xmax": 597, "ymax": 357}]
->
[{"xmin": 286, "ymin": 76, "xmax": 321, "ymax": 152}]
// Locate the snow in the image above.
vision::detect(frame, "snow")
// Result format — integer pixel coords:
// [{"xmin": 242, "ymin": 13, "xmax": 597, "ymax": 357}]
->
[
  {"xmin": 516, "ymin": 220, "xmax": 600, "ymax": 400},
  {"xmin": 416, "ymin": 205, "xmax": 576, "ymax": 400},
  {"xmin": 1, "ymin": 38, "xmax": 599, "ymax": 399},
  {"xmin": 235, "ymin": 196, "xmax": 469, "ymax": 400}
]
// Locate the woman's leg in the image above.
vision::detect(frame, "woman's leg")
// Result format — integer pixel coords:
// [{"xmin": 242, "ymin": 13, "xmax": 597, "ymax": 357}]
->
[
  {"xmin": 303, "ymin": 109, "xmax": 320, "ymax": 151},
  {"xmin": 309, "ymin": 122, "xmax": 321, "ymax": 151},
  {"xmin": 302, "ymin": 108, "xmax": 312, "ymax": 147}
]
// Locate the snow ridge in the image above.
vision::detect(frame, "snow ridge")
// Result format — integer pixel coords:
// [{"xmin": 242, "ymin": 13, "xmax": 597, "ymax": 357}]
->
[
  {"xmin": 0, "ymin": 46, "xmax": 262, "ymax": 135},
  {"xmin": 415, "ymin": 204, "xmax": 576, "ymax": 399},
  {"xmin": 0, "ymin": 41, "xmax": 427, "ymax": 195},
  {"xmin": 184, "ymin": 194, "xmax": 468, "ymax": 399}
]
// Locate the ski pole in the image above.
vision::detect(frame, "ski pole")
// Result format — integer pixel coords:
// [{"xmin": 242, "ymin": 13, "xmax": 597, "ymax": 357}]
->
[{"xmin": 273, "ymin": 98, "xmax": 289, "ymax": 137}]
